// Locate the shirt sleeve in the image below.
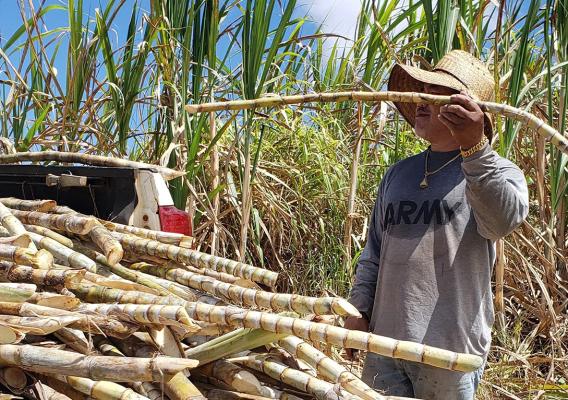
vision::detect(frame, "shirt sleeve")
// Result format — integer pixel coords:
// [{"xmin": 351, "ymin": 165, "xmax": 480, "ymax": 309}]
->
[
  {"xmin": 348, "ymin": 185, "xmax": 385, "ymax": 319},
  {"xmin": 461, "ymin": 143, "xmax": 529, "ymax": 241}
]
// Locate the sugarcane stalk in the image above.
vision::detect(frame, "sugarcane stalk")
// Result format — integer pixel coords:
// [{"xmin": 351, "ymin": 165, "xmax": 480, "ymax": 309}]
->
[
  {"xmin": 71, "ymin": 242, "xmax": 177, "ymax": 297},
  {"xmin": 128, "ymin": 382, "xmax": 163, "ymax": 400},
  {"xmin": 9, "ymin": 210, "xmax": 96, "ymax": 236},
  {"xmin": 127, "ymin": 269, "xmax": 192, "ymax": 299},
  {"xmin": 92, "ymin": 335, "xmax": 170, "ymax": 399},
  {"xmin": 77, "ymin": 303, "xmax": 199, "ymax": 332},
  {"xmin": 69, "ymin": 282, "xmax": 481, "ymax": 373},
  {"xmin": 0, "ymin": 344, "xmax": 198, "ymax": 381},
  {"xmin": 194, "ymin": 383, "xmax": 292, "ymax": 400},
  {"xmin": 80, "ymin": 274, "xmax": 159, "ymax": 295},
  {"xmin": 114, "ymin": 232, "xmax": 278, "ymax": 287},
  {"xmin": 115, "ymin": 333, "xmax": 205, "ymax": 400},
  {"xmin": 23, "ymin": 225, "xmax": 73, "ymax": 248},
  {"xmin": 35, "ymin": 374, "xmax": 89, "ymax": 400},
  {"xmin": 185, "ymin": 91, "xmax": 568, "ymax": 155},
  {"xmin": 58, "ymin": 288, "xmax": 75, "ymax": 298},
  {"xmin": 96, "ymin": 344, "xmax": 166, "ymax": 400},
  {"xmin": 123, "ymin": 251, "xmax": 169, "ymax": 265},
  {"xmin": 89, "ymin": 338, "xmax": 165, "ymax": 400},
  {"xmin": 68, "ymin": 281, "xmax": 187, "ymax": 306},
  {"xmin": 258, "ymin": 386, "xmax": 304, "ymax": 400},
  {"xmin": 185, "ymin": 328, "xmax": 287, "ymax": 365},
  {"xmin": 279, "ymin": 336, "xmax": 380, "ymax": 400},
  {"xmin": 70, "ymin": 283, "xmax": 225, "ymax": 333},
  {"xmin": 127, "ymin": 264, "xmax": 207, "ymax": 302},
  {"xmin": 0, "ymin": 315, "xmax": 81, "ymax": 336},
  {"xmin": 129, "ymin": 262, "xmax": 358, "ymax": 316},
  {"xmin": 49, "ymin": 374, "xmax": 151, "ymax": 400},
  {"xmin": 76, "ymin": 298, "xmax": 218, "ymax": 337},
  {"xmin": 52, "ymin": 328, "xmax": 92, "ymax": 354},
  {"xmin": 0, "ymin": 302, "xmax": 138, "ymax": 339},
  {"xmin": 101, "ymin": 220, "xmax": 193, "ymax": 247},
  {"xmin": 178, "ymin": 321, "xmax": 229, "ymax": 337},
  {"xmin": 26, "ymin": 232, "xmax": 96, "ymax": 272},
  {"xmin": 91, "ymin": 336, "xmax": 123, "ymax": 356},
  {"xmin": 0, "ymin": 244, "xmax": 53, "ymax": 269},
  {"xmin": 0, "ymin": 235, "xmax": 31, "ymax": 248},
  {"xmin": 178, "ymin": 262, "xmax": 241, "ymax": 284},
  {"xmin": 183, "ymin": 302, "xmax": 483, "ymax": 373},
  {"xmin": 27, "ymin": 292, "xmax": 80, "ymax": 310},
  {"xmin": 87, "ymin": 222, "xmax": 123, "ymax": 266},
  {"xmin": 0, "ymin": 151, "xmax": 184, "ymax": 181},
  {"xmin": 50, "ymin": 205, "xmax": 76, "ymax": 215},
  {"xmin": 194, "ymin": 360, "xmax": 269, "ymax": 396},
  {"xmin": 74, "ymin": 281, "xmax": 221, "ymax": 323},
  {"xmin": 0, "ymin": 198, "xmax": 56, "ymax": 213},
  {"xmin": 0, "ymin": 283, "xmax": 36, "ymax": 303},
  {"xmin": 231, "ymin": 355, "xmax": 356, "ymax": 400},
  {"xmin": 163, "ymin": 372, "xmax": 206, "ymax": 400},
  {"xmin": 0, "ymin": 203, "xmax": 37, "ymax": 251},
  {"xmin": 53, "ymin": 262, "xmax": 159, "ymax": 295},
  {"xmin": 2, "ymin": 264, "xmax": 84, "ymax": 288},
  {"xmin": 28, "ymin": 382, "xmax": 75, "ymax": 400}
]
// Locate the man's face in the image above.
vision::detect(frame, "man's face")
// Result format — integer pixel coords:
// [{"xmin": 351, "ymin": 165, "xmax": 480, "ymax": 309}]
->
[{"xmin": 414, "ymin": 83, "xmax": 460, "ymax": 143}]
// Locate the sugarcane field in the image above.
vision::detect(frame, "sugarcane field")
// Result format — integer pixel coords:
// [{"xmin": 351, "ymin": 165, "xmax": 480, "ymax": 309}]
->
[{"xmin": 0, "ymin": 0, "xmax": 567, "ymax": 399}]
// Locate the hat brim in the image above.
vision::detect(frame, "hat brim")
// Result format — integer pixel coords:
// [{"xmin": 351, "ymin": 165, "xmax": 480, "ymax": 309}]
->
[{"xmin": 387, "ymin": 64, "xmax": 493, "ymax": 139}]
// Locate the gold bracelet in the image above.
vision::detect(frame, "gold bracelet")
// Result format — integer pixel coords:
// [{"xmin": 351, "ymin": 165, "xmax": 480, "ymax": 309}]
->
[{"xmin": 461, "ymin": 136, "xmax": 488, "ymax": 158}]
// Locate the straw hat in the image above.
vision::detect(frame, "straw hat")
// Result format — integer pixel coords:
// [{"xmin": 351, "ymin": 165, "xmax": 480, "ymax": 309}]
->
[{"xmin": 388, "ymin": 50, "xmax": 495, "ymax": 139}]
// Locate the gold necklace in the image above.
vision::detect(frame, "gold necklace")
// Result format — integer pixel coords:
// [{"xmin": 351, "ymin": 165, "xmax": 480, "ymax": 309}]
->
[{"xmin": 420, "ymin": 148, "xmax": 462, "ymax": 189}]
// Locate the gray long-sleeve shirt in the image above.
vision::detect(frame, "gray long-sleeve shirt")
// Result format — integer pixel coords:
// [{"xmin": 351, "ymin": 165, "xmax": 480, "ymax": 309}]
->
[{"xmin": 348, "ymin": 143, "xmax": 529, "ymax": 356}]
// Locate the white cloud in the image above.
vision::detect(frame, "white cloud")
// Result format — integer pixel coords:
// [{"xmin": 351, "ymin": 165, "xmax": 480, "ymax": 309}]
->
[
  {"xmin": 298, "ymin": 0, "xmax": 362, "ymax": 41},
  {"xmin": 295, "ymin": 0, "xmax": 362, "ymax": 65}
]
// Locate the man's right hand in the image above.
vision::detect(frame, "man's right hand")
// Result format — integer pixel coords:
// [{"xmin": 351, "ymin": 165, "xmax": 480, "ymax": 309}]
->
[{"xmin": 344, "ymin": 315, "xmax": 369, "ymax": 361}]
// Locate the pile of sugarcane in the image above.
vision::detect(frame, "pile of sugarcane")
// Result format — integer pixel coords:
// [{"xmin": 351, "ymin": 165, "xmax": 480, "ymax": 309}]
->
[{"xmin": 0, "ymin": 197, "xmax": 482, "ymax": 400}]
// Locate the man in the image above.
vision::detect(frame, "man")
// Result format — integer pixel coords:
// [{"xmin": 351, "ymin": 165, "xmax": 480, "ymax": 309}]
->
[{"xmin": 345, "ymin": 50, "xmax": 529, "ymax": 399}]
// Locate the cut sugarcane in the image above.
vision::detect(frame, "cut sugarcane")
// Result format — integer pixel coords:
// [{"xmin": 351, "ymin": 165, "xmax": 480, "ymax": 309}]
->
[{"xmin": 0, "ymin": 344, "xmax": 198, "ymax": 381}]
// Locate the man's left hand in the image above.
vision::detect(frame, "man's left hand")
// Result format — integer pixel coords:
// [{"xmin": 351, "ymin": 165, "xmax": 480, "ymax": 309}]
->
[{"xmin": 437, "ymin": 91, "xmax": 484, "ymax": 149}]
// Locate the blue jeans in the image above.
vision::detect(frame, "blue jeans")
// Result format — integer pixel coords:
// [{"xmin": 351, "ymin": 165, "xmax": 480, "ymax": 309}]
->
[{"xmin": 362, "ymin": 354, "xmax": 484, "ymax": 400}]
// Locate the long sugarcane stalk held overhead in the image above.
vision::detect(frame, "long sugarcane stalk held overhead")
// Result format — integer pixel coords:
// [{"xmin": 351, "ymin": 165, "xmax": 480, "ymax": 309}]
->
[{"xmin": 185, "ymin": 91, "xmax": 568, "ymax": 155}]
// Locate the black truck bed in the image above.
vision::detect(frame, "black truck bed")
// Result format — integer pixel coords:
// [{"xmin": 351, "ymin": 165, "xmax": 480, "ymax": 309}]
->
[{"xmin": 0, "ymin": 164, "xmax": 139, "ymax": 224}]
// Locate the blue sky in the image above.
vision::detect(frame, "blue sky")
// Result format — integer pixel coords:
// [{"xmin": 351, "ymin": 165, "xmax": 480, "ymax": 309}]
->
[
  {"xmin": 0, "ymin": 1, "xmax": 355, "ymax": 85},
  {"xmin": 0, "ymin": 0, "xmax": 508, "ymax": 90},
  {"xmin": 0, "ymin": 1, "xmax": 362, "ymax": 43},
  {"xmin": 0, "ymin": 0, "xmax": 362, "ymax": 60}
]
